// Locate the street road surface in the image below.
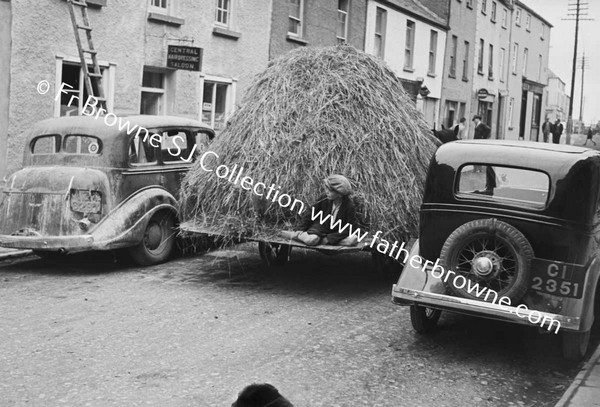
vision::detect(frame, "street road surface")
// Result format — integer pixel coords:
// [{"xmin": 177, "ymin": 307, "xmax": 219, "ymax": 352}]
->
[{"xmin": 0, "ymin": 244, "xmax": 595, "ymax": 407}]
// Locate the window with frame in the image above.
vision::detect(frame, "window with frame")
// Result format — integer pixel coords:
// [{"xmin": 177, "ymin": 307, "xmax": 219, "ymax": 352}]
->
[
  {"xmin": 502, "ymin": 8, "xmax": 507, "ymax": 27},
  {"xmin": 541, "ymin": 23, "xmax": 545, "ymax": 39},
  {"xmin": 449, "ymin": 35, "xmax": 458, "ymax": 77},
  {"xmin": 491, "ymin": 1, "xmax": 496, "ymax": 22},
  {"xmin": 538, "ymin": 54, "xmax": 542, "ymax": 80},
  {"xmin": 515, "ymin": 8, "xmax": 521, "ymax": 25},
  {"xmin": 463, "ymin": 41, "xmax": 470, "ymax": 80},
  {"xmin": 32, "ymin": 135, "xmax": 60, "ymax": 155},
  {"xmin": 215, "ymin": 0, "xmax": 231, "ymax": 27},
  {"xmin": 337, "ymin": 0, "xmax": 349, "ymax": 44},
  {"xmin": 481, "ymin": 0, "xmax": 487, "ymax": 14},
  {"xmin": 202, "ymin": 81, "xmax": 229, "ymax": 131},
  {"xmin": 499, "ymin": 47, "xmax": 505, "ymax": 82},
  {"xmin": 63, "ymin": 135, "xmax": 101, "ymax": 155},
  {"xmin": 140, "ymin": 69, "xmax": 165, "ymax": 115},
  {"xmin": 428, "ymin": 30, "xmax": 438, "ymax": 75},
  {"xmin": 374, "ymin": 8, "xmax": 387, "ymax": 58},
  {"xmin": 129, "ymin": 133, "xmax": 158, "ymax": 166},
  {"xmin": 511, "ymin": 42, "xmax": 518, "ymax": 74},
  {"xmin": 160, "ymin": 130, "xmax": 192, "ymax": 163},
  {"xmin": 488, "ymin": 44, "xmax": 494, "ymax": 79},
  {"xmin": 522, "ymin": 48, "xmax": 528, "ymax": 76},
  {"xmin": 405, "ymin": 20, "xmax": 415, "ymax": 69},
  {"xmin": 466, "ymin": 0, "xmax": 473, "ymax": 9},
  {"xmin": 526, "ymin": 13, "xmax": 531, "ymax": 31},
  {"xmin": 288, "ymin": 0, "xmax": 303, "ymax": 37},
  {"xmin": 478, "ymin": 38, "xmax": 484, "ymax": 74},
  {"xmin": 59, "ymin": 62, "xmax": 109, "ymax": 116}
]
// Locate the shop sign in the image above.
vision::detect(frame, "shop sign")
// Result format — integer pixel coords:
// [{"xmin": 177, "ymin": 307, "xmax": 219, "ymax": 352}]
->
[
  {"xmin": 167, "ymin": 45, "xmax": 203, "ymax": 71},
  {"xmin": 202, "ymin": 102, "xmax": 212, "ymax": 111},
  {"xmin": 477, "ymin": 88, "xmax": 490, "ymax": 99}
]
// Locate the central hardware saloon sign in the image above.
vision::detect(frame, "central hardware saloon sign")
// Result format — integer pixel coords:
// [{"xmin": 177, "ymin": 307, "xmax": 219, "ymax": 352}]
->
[{"xmin": 167, "ymin": 46, "xmax": 203, "ymax": 71}]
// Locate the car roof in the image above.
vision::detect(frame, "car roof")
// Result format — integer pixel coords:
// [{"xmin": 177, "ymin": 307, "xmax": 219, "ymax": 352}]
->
[
  {"xmin": 26, "ymin": 115, "xmax": 213, "ymax": 142},
  {"xmin": 453, "ymin": 139, "xmax": 591, "ymax": 154}
]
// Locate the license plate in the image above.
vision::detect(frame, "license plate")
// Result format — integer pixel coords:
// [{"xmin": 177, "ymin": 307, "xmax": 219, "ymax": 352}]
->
[{"xmin": 530, "ymin": 258, "xmax": 586, "ymax": 299}]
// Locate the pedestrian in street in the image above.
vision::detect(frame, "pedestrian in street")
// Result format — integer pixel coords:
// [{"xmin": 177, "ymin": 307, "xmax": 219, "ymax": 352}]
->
[
  {"xmin": 472, "ymin": 115, "xmax": 491, "ymax": 139},
  {"xmin": 280, "ymin": 174, "xmax": 359, "ymax": 246},
  {"xmin": 454, "ymin": 117, "xmax": 466, "ymax": 140},
  {"xmin": 541, "ymin": 117, "xmax": 553, "ymax": 143},
  {"xmin": 585, "ymin": 128, "xmax": 596, "ymax": 146},
  {"xmin": 552, "ymin": 119, "xmax": 563, "ymax": 144}
]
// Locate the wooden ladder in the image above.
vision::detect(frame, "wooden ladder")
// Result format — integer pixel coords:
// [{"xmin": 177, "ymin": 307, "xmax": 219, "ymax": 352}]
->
[{"xmin": 66, "ymin": 0, "xmax": 107, "ymax": 113}]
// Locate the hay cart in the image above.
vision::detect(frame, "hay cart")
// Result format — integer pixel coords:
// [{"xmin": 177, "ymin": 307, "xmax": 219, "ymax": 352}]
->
[{"xmin": 178, "ymin": 222, "xmax": 403, "ymax": 274}]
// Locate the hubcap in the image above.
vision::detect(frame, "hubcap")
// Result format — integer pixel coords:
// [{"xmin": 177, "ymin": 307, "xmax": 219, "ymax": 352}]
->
[
  {"xmin": 145, "ymin": 222, "xmax": 163, "ymax": 250},
  {"xmin": 473, "ymin": 256, "xmax": 494, "ymax": 276}
]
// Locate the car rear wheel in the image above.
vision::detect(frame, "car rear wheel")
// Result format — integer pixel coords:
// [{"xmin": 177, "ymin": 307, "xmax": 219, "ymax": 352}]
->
[
  {"xmin": 410, "ymin": 305, "xmax": 441, "ymax": 333},
  {"xmin": 128, "ymin": 211, "xmax": 176, "ymax": 266},
  {"xmin": 440, "ymin": 218, "xmax": 533, "ymax": 303},
  {"xmin": 258, "ymin": 242, "xmax": 291, "ymax": 268},
  {"xmin": 562, "ymin": 330, "xmax": 590, "ymax": 361}
]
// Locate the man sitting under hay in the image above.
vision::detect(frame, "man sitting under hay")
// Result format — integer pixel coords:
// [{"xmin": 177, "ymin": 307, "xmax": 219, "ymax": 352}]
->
[{"xmin": 280, "ymin": 175, "xmax": 359, "ymax": 247}]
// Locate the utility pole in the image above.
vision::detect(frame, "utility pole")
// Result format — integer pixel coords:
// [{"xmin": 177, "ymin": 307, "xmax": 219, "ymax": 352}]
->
[
  {"xmin": 578, "ymin": 53, "xmax": 589, "ymax": 125},
  {"xmin": 562, "ymin": 0, "xmax": 592, "ymax": 142}
]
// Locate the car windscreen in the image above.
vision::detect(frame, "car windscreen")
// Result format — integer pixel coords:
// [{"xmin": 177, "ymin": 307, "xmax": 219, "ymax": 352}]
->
[
  {"xmin": 457, "ymin": 165, "xmax": 550, "ymax": 209},
  {"xmin": 63, "ymin": 135, "xmax": 102, "ymax": 154}
]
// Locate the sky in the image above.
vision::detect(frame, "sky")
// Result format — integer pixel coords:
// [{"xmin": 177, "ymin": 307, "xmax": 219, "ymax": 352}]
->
[{"xmin": 522, "ymin": 0, "xmax": 599, "ymax": 124}]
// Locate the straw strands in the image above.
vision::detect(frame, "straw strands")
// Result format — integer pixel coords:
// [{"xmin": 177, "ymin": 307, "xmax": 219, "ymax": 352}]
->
[{"xmin": 180, "ymin": 45, "xmax": 440, "ymax": 243}]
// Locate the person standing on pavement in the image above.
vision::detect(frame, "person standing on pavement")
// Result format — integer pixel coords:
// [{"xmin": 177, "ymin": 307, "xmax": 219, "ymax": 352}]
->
[
  {"xmin": 472, "ymin": 115, "xmax": 491, "ymax": 139},
  {"xmin": 541, "ymin": 117, "xmax": 552, "ymax": 143},
  {"xmin": 454, "ymin": 117, "xmax": 466, "ymax": 140},
  {"xmin": 552, "ymin": 119, "xmax": 563, "ymax": 144},
  {"xmin": 585, "ymin": 128, "xmax": 596, "ymax": 146}
]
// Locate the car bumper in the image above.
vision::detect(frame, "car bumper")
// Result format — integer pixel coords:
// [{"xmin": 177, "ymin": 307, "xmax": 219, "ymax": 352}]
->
[
  {"xmin": 0, "ymin": 234, "xmax": 95, "ymax": 252},
  {"xmin": 392, "ymin": 285, "xmax": 581, "ymax": 332}
]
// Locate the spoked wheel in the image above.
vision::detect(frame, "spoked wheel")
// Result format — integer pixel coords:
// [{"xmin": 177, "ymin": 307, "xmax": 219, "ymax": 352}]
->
[
  {"xmin": 258, "ymin": 242, "xmax": 292, "ymax": 268},
  {"xmin": 440, "ymin": 219, "xmax": 533, "ymax": 302},
  {"xmin": 128, "ymin": 211, "xmax": 176, "ymax": 266},
  {"xmin": 562, "ymin": 330, "xmax": 591, "ymax": 361},
  {"xmin": 410, "ymin": 304, "xmax": 442, "ymax": 333}
]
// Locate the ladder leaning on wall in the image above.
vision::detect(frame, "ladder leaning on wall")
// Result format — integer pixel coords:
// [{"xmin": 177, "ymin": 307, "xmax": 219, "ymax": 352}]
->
[{"xmin": 66, "ymin": 0, "xmax": 107, "ymax": 113}]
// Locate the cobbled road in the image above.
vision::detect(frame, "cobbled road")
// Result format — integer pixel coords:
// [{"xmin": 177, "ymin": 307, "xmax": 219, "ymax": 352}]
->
[{"xmin": 0, "ymin": 243, "xmax": 596, "ymax": 407}]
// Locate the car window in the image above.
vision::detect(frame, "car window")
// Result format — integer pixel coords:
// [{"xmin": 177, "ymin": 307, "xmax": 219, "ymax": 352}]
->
[
  {"xmin": 457, "ymin": 165, "xmax": 549, "ymax": 208},
  {"xmin": 160, "ymin": 130, "xmax": 191, "ymax": 163},
  {"xmin": 63, "ymin": 135, "xmax": 101, "ymax": 154},
  {"xmin": 31, "ymin": 135, "xmax": 60, "ymax": 154},
  {"xmin": 195, "ymin": 130, "xmax": 213, "ymax": 154},
  {"xmin": 129, "ymin": 134, "xmax": 157, "ymax": 166}
]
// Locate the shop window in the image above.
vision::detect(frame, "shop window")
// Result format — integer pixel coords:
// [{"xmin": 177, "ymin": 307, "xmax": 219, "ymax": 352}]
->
[
  {"xmin": 202, "ymin": 82, "xmax": 229, "ymax": 131},
  {"xmin": 289, "ymin": 0, "xmax": 304, "ymax": 37},
  {"xmin": 337, "ymin": 0, "xmax": 349, "ymax": 44},
  {"xmin": 374, "ymin": 8, "xmax": 387, "ymax": 59},
  {"xmin": 58, "ymin": 62, "xmax": 109, "ymax": 116},
  {"xmin": 140, "ymin": 69, "xmax": 165, "ymax": 115},
  {"xmin": 215, "ymin": 0, "xmax": 231, "ymax": 27}
]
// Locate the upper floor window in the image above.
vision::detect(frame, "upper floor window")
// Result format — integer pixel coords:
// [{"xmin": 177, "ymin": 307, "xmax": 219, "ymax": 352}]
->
[
  {"xmin": 526, "ymin": 13, "xmax": 531, "ymax": 31},
  {"xmin": 288, "ymin": 0, "xmax": 303, "ymax": 37},
  {"xmin": 428, "ymin": 30, "xmax": 438, "ymax": 75},
  {"xmin": 374, "ymin": 8, "xmax": 387, "ymax": 58},
  {"xmin": 481, "ymin": 0, "xmax": 487, "ymax": 14},
  {"xmin": 491, "ymin": 2, "xmax": 497, "ymax": 22},
  {"xmin": 463, "ymin": 41, "xmax": 470, "ymax": 81},
  {"xmin": 449, "ymin": 35, "xmax": 458, "ymax": 77},
  {"xmin": 215, "ymin": 0, "xmax": 231, "ymax": 27},
  {"xmin": 477, "ymin": 38, "xmax": 484, "ymax": 74},
  {"xmin": 511, "ymin": 42, "xmax": 519, "ymax": 74},
  {"xmin": 499, "ymin": 47, "xmax": 505, "ymax": 82},
  {"xmin": 502, "ymin": 8, "xmax": 507, "ymax": 27},
  {"xmin": 150, "ymin": 0, "xmax": 167, "ymax": 10},
  {"xmin": 541, "ymin": 23, "xmax": 546, "ymax": 40},
  {"xmin": 488, "ymin": 43, "xmax": 494, "ymax": 79},
  {"xmin": 522, "ymin": 48, "xmax": 528, "ymax": 76},
  {"xmin": 337, "ymin": 0, "xmax": 349, "ymax": 44},
  {"xmin": 57, "ymin": 60, "xmax": 112, "ymax": 117},
  {"xmin": 538, "ymin": 54, "xmax": 543, "ymax": 80},
  {"xmin": 405, "ymin": 20, "xmax": 415, "ymax": 69},
  {"xmin": 515, "ymin": 8, "xmax": 521, "ymax": 26},
  {"xmin": 466, "ymin": 0, "xmax": 473, "ymax": 9}
]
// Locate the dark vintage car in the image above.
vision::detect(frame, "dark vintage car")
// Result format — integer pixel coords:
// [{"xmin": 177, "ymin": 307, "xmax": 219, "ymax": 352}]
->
[
  {"xmin": 0, "ymin": 115, "xmax": 214, "ymax": 265},
  {"xmin": 392, "ymin": 140, "xmax": 600, "ymax": 360}
]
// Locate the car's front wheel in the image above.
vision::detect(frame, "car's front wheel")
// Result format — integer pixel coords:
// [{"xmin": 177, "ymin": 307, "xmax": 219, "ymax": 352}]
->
[
  {"xmin": 410, "ymin": 304, "xmax": 441, "ymax": 333},
  {"xmin": 128, "ymin": 211, "xmax": 176, "ymax": 266}
]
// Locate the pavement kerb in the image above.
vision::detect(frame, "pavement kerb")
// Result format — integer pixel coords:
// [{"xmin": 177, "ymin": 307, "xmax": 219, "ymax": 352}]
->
[
  {"xmin": 554, "ymin": 342, "xmax": 600, "ymax": 407},
  {"xmin": 0, "ymin": 249, "xmax": 33, "ymax": 261}
]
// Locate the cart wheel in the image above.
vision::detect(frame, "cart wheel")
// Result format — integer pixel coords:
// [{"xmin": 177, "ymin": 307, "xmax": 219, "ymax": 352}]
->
[
  {"xmin": 410, "ymin": 304, "xmax": 441, "ymax": 333},
  {"xmin": 128, "ymin": 211, "xmax": 176, "ymax": 266},
  {"xmin": 371, "ymin": 252, "xmax": 402, "ymax": 278},
  {"xmin": 562, "ymin": 330, "xmax": 590, "ymax": 361},
  {"xmin": 258, "ymin": 242, "xmax": 292, "ymax": 267}
]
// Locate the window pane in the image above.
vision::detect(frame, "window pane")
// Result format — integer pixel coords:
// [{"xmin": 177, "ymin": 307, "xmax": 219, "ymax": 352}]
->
[
  {"xmin": 289, "ymin": 0, "xmax": 300, "ymax": 18},
  {"xmin": 142, "ymin": 71, "xmax": 164, "ymax": 89},
  {"xmin": 64, "ymin": 135, "xmax": 101, "ymax": 154},
  {"xmin": 32, "ymin": 135, "xmax": 59, "ymax": 154},
  {"xmin": 458, "ymin": 165, "xmax": 549, "ymax": 208},
  {"xmin": 161, "ymin": 130, "xmax": 189, "ymax": 162},
  {"xmin": 214, "ymin": 84, "xmax": 228, "ymax": 130},
  {"xmin": 140, "ymin": 92, "xmax": 162, "ymax": 115},
  {"xmin": 129, "ymin": 134, "xmax": 157, "ymax": 165}
]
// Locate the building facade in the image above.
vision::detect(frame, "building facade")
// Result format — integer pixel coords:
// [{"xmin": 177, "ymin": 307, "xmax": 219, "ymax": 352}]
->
[
  {"xmin": 365, "ymin": 0, "xmax": 448, "ymax": 128},
  {"xmin": 544, "ymin": 69, "xmax": 569, "ymax": 123},
  {"xmin": 0, "ymin": 0, "xmax": 272, "ymax": 180}
]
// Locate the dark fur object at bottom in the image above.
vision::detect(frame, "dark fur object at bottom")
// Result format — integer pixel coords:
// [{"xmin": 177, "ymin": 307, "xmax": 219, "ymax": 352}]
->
[{"xmin": 232, "ymin": 383, "xmax": 294, "ymax": 407}]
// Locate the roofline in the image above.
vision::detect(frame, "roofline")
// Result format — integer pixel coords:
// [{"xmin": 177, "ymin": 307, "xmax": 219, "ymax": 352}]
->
[
  {"xmin": 373, "ymin": 0, "xmax": 450, "ymax": 31},
  {"xmin": 515, "ymin": 0, "xmax": 554, "ymax": 28}
]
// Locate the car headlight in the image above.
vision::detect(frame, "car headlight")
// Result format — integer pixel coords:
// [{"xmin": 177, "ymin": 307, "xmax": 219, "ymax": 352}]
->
[{"xmin": 70, "ymin": 189, "xmax": 102, "ymax": 214}]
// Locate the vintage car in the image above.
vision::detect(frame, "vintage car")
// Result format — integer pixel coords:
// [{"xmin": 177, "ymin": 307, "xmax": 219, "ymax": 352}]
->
[
  {"xmin": 392, "ymin": 140, "xmax": 600, "ymax": 360},
  {"xmin": 0, "ymin": 115, "xmax": 214, "ymax": 265}
]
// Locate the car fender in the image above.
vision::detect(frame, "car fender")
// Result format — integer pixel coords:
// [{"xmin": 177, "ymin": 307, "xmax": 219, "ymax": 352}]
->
[
  {"xmin": 562, "ymin": 256, "xmax": 600, "ymax": 332},
  {"xmin": 89, "ymin": 187, "xmax": 178, "ymax": 250}
]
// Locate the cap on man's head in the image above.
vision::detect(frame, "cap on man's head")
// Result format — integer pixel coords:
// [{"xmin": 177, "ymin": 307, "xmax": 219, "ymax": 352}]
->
[
  {"xmin": 472, "ymin": 115, "xmax": 482, "ymax": 122},
  {"xmin": 324, "ymin": 174, "xmax": 352, "ymax": 196}
]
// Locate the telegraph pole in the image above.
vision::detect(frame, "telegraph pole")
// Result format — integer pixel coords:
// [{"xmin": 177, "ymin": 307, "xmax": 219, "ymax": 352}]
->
[
  {"xmin": 578, "ymin": 53, "xmax": 589, "ymax": 125},
  {"xmin": 562, "ymin": 0, "xmax": 592, "ymax": 143}
]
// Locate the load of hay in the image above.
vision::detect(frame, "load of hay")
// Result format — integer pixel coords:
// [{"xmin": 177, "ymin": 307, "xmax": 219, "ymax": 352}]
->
[{"xmin": 180, "ymin": 45, "xmax": 439, "ymax": 244}]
